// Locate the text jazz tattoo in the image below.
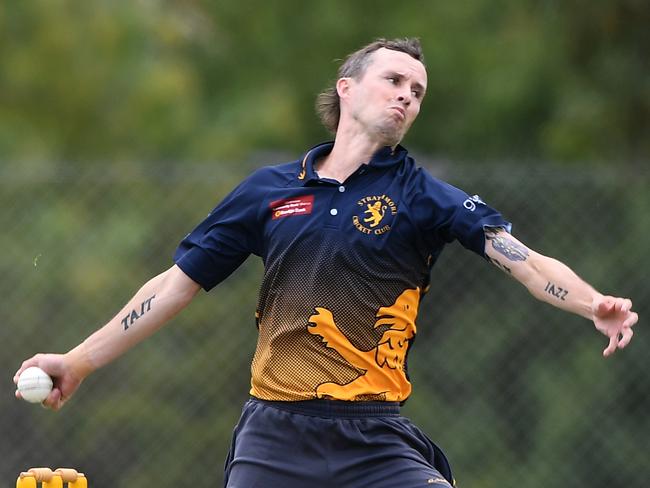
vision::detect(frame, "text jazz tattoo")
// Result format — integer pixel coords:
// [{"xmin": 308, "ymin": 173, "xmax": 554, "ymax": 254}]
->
[
  {"xmin": 121, "ymin": 294, "xmax": 156, "ymax": 330},
  {"xmin": 488, "ymin": 235, "xmax": 529, "ymax": 262},
  {"xmin": 544, "ymin": 282, "xmax": 568, "ymax": 301}
]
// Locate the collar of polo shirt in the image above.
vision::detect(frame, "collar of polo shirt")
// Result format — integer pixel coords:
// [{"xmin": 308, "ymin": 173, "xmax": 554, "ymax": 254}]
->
[{"xmin": 297, "ymin": 142, "xmax": 409, "ymax": 185}]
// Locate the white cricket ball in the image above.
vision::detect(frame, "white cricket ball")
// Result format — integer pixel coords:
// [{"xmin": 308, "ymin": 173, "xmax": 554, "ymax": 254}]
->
[{"xmin": 17, "ymin": 366, "xmax": 53, "ymax": 403}]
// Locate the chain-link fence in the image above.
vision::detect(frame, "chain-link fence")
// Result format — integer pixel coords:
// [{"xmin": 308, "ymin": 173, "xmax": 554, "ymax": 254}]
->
[{"xmin": 1, "ymin": 160, "xmax": 647, "ymax": 487}]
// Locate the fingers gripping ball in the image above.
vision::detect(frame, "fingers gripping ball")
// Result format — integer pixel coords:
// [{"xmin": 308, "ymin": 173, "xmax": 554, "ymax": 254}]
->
[{"xmin": 17, "ymin": 367, "xmax": 53, "ymax": 403}]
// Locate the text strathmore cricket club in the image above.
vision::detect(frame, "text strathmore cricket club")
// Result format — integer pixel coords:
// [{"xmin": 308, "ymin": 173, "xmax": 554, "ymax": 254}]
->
[{"xmin": 353, "ymin": 194, "xmax": 398, "ymax": 235}]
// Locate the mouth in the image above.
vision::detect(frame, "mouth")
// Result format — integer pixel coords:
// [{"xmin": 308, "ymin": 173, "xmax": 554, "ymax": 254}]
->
[{"xmin": 388, "ymin": 106, "xmax": 406, "ymax": 120}]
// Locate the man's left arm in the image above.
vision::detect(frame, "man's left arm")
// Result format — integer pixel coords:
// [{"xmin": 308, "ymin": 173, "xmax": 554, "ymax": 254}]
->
[{"xmin": 484, "ymin": 228, "xmax": 638, "ymax": 357}]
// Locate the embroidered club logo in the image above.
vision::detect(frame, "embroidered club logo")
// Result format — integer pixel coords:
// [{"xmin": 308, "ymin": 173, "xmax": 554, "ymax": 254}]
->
[{"xmin": 352, "ymin": 195, "xmax": 397, "ymax": 235}]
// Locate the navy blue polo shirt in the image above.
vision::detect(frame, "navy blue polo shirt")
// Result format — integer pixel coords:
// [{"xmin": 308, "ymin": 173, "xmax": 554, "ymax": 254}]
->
[{"xmin": 174, "ymin": 142, "xmax": 511, "ymax": 402}]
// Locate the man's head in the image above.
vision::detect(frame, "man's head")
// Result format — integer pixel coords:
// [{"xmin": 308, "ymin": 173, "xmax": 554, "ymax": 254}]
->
[{"xmin": 316, "ymin": 38, "xmax": 427, "ymax": 146}]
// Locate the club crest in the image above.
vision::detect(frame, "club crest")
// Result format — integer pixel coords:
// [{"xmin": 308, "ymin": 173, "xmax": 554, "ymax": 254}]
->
[{"xmin": 352, "ymin": 195, "xmax": 398, "ymax": 235}]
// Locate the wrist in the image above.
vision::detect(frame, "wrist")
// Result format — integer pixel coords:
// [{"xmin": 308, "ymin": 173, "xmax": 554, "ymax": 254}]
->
[
  {"xmin": 588, "ymin": 292, "xmax": 606, "ymax": 318},
  {"xmin": 63, "ymin": 343, "xmax": 96, "ymax": 380}
]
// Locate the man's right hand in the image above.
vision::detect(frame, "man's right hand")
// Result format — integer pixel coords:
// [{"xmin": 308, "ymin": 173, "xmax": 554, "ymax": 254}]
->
[
  {"xmin": 13, "ymin": 265, "xmax": 200, "ymax": 411},
  {"xmin": 14, "ymin": 352, "xmax": 85, "ymax": 410}
]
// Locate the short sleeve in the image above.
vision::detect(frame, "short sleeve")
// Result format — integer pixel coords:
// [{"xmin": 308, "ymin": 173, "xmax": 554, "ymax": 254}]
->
[
  {"xmin": 173, "ymin": 170, "xmax": 265, "ymax": 291},
  {"xmin": 410, "ymin": 169, "xmax": 511, "ymax": 257}
]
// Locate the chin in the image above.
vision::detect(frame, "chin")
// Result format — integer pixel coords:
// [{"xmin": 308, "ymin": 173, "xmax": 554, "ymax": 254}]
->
[
  {"xmin": 378, "ymin": 128, "xmax": 404, "ymax": 147},
  {"xmin": 370, "ymin": 123, "xmax": 398, "ymax": 144}
]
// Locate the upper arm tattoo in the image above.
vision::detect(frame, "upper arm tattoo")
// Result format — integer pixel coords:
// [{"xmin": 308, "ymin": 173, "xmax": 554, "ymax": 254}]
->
[
  {"xmin": 485, "ymin": 229, "xmax": 529, "ymax": 276},
  {"xmin": 487, "ymin": 255, "xmax": 512, "ymax": 274},
  {"xmin": 486, "ymin": 231, "xmax": 529, "ymax": 262}
]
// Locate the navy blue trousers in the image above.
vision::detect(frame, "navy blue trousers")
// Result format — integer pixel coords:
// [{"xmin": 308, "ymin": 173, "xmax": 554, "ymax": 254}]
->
[{"xmin": 224, "ymin": 398, "xmax": 454, "ymax": 488}]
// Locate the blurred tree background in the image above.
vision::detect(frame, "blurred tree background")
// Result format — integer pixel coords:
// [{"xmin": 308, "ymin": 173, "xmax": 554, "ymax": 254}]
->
[
  {"xmin": 1, "ymin": 0, "xmax": 648, "ymax": 163},
  {"xmin": 1, "ymin": 1, "xmax": 648, "ymax": 487}
]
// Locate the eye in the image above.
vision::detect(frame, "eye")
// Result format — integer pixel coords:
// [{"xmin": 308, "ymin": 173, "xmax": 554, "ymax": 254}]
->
[
  {"xmin": 386, "ymin": 76, "xmax": 397, "ymax": 84},
  {"xmin": 412, "ymin": 90, "xmax": 421, "ymax": 98}
]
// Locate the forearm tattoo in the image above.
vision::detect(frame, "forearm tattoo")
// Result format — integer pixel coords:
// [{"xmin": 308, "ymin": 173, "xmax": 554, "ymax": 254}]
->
[
  {"xmin": 487, "ymin": 233, "xmax": 529, "ymax": 262},
  {"xmin": 544, "ymin": 282, "xmax": 568, "ymax": 301},
  {"xmin": 121, "ymin": 294, "xmax": 156, "ymax": 330}
]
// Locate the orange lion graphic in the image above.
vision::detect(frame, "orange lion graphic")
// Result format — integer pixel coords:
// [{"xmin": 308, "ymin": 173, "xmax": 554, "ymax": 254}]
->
[
  {"xmin": 363, "ymin": 201, "xmax": 387, "ymax": 227},
  {"xmin": 307, "ymin": 287, "xmax": 420, "ymax": 401}
]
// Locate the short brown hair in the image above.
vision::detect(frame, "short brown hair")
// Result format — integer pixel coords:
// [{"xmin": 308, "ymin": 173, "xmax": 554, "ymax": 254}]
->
[{"xmin": 315, "ymin": 38, "xmax": 425, "ymax": 134}]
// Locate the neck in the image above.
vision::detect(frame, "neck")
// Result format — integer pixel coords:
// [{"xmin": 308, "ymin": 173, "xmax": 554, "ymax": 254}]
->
[{"xmin": 316, "ymin": 126, "xmax": 393, "ymax": 183}]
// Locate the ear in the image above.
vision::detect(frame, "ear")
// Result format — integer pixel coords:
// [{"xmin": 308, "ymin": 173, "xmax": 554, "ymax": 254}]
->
[{"xmin": 336, "ymin": 77, "xmax": 353, "ymax": 100}]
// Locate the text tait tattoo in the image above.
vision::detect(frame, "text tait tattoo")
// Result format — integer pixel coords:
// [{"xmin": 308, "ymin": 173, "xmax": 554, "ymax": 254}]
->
[{"xmin": 121, "ymin": 294, "xmax": 156, "ymax": 330}]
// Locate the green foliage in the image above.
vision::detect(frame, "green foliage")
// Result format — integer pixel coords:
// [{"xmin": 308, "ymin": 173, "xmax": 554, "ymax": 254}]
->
[{"xmin": 0, "ymin": 0, "xmax": 647, "ymax": 163}]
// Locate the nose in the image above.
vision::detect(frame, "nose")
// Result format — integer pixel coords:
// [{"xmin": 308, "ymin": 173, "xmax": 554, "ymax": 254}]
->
[{"xmin": 396, "ymin": 90, "xmax": 411, "ymax": 106}]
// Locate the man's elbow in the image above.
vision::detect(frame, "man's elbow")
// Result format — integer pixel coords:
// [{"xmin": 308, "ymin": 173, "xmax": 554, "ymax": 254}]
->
[{"xmin": 161, "ymin": 265, "xmax": 202, "ymax": 306}]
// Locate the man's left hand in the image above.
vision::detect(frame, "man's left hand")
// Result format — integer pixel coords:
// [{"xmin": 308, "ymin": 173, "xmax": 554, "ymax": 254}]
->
[{"xmin": 592, "ymin": 296, "xmax": 638, "ymax": 357}]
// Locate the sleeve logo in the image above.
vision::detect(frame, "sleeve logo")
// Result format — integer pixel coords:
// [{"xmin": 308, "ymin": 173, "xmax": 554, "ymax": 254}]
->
[
  {"xmin": 463, "ymin": 194, "xmax": 486, "ymax": 212},
  {"xmin": 352, "ymin": 194, "xmax": 398, "ymax": 235},
  {"xmin": 269, "ymin": 195, "xmax": 314, "ymax": 220}
]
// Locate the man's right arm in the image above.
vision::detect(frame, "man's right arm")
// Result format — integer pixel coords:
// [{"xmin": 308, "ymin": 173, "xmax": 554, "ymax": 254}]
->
[{"xmin": 14, "ymin": 264, "xmax": 201, "ymax": 410}]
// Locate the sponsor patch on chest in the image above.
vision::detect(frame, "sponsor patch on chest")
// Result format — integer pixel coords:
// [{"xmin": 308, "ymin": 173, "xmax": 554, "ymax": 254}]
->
[{"xmin": 270, "ymin": 195, "xmax": 314, "ymax": 220}]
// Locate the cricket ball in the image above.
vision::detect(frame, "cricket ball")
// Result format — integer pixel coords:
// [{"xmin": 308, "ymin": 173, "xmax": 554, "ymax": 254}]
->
[{"xmin": 17, "ymin": 366, "xmax": 53, "ymax": 403}]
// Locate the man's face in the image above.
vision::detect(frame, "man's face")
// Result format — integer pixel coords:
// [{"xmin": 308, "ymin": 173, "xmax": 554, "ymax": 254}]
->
[{"xmin": 341, "ymin": 48, "xmax": 427, "ymax": 146}]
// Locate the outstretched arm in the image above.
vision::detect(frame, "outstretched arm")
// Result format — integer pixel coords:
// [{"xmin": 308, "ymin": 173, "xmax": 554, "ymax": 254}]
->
[
  {"xmin": 484, "ymin": 228, "xmax": 638, "ymax": 357},
  {"xmin": 14, "ymin": 264, "xmax": 201, "ymax": 410}
]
